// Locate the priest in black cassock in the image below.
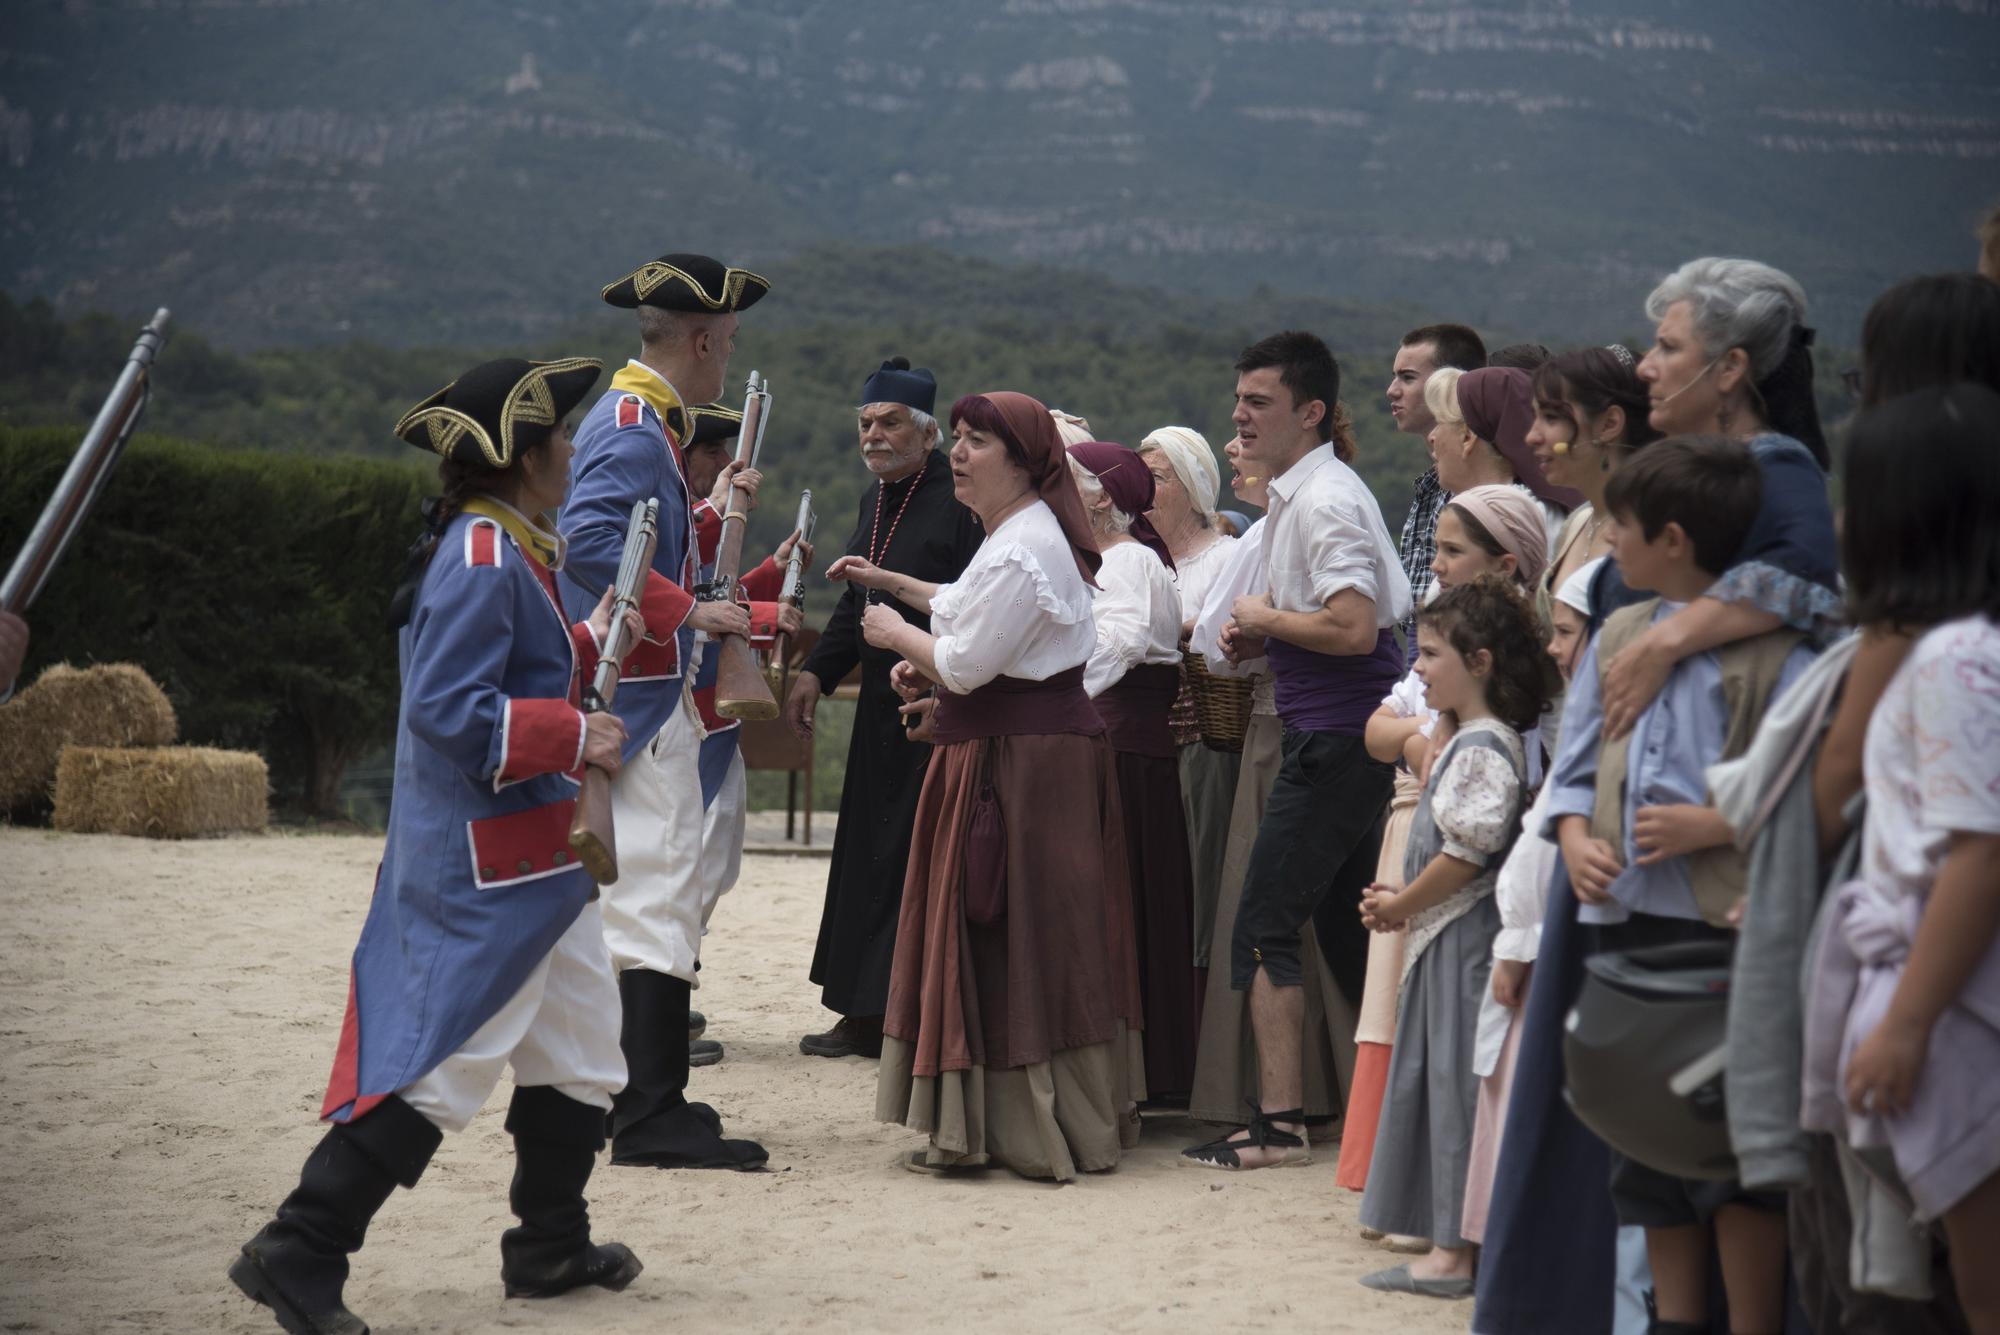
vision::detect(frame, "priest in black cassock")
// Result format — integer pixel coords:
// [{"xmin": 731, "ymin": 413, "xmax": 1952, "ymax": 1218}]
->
[{"xmin": 782, "ymin": 357, "xmax": 981, "ymax": 1059}]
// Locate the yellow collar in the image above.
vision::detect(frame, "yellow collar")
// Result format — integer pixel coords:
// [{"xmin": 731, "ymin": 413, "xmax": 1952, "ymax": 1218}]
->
[
  {"xmin": 610, "ymin": 360, "xmax": 686, "ymax": 445},
  {"xmin": 462, "ymin": 495, "xmax": 565, "ymax": 570}
]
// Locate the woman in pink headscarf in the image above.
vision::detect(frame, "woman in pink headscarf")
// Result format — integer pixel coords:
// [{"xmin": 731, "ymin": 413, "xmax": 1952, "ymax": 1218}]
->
[{"xmin": 834, "ymin": 391, "xmax": 1146, "ymax": 1180}]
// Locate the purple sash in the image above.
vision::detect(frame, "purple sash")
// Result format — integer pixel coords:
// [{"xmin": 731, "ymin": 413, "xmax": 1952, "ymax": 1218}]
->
[
  {"xmin": 1092, "ymin": 662, "xmax": 1179, "ymax": 759},
  {"xmin": 931, "ymin": 666, "xmax": 1104, "ymax": 744}
]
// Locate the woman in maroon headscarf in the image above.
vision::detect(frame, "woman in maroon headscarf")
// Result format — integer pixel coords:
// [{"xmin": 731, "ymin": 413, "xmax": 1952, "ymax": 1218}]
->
[
  {"xmin": 1067, "ymin": 439, "xmax": 1203, "ymax": 1105},
  {"xmin": 1429, "ymin": 365, "xmax": 1583, "ymax": 558},
  {"xmin": 829, "ymin": 391, "xmax": 1146, "ymax": 1179}
]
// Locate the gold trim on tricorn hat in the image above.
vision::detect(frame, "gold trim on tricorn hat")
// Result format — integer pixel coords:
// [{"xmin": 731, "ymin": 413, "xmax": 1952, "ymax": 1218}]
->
[
  {"xmin": 395, "ymin": 357, "xmax": 603, "ymax": 468},
  {"xmin": 601, "ymin": 252, "xmax": 771, "ymax": 313},
  {"xmin": 683, "ymin": 402, "xmax": 744, "ymax": 450}
]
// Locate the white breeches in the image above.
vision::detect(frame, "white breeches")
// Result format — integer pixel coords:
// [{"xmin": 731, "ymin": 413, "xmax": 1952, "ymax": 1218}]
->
[
  {"xmin": 600, "ymin": 702, "xmax": 706, "ymax": 984},
  {"xmin": 398, "ymin": 901, "xmax": 626, "ymax": 1134},
  {"xmin": 698, "ymin": 747, "xmax": 746, "ymax": 929}
]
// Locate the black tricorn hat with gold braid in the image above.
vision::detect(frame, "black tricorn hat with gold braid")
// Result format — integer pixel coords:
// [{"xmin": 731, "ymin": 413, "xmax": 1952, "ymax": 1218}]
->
[
  {"xmin": 394, "ymin": 357, "xmax": 602, "ymax": 468},
  {"xmin": 682, "ymin": 402, "xmax": 743, "ymax": 451},
  {"xmin": 601, "ymin": 252, "xmax": 771, "ymax": 314}
]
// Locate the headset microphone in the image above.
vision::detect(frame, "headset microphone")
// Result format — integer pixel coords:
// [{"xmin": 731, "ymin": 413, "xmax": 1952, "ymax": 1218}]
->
[{"xmin": 1654, "ymin": 357, "xmax": 1721, "ymax": 408}]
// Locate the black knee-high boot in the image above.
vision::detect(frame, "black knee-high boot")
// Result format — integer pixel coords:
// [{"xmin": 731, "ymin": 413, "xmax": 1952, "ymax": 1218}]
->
[
  {"xmin": 228, "ymin": 1096, "xmax": 443, "ymax": 1335},
  {"xmin": 608, "ymin": 968, "xmax": 766, "ymax": 1170},
  {"xmin": 499, "ymin": 1085, "xmax": 644, "ymax": 1299}
]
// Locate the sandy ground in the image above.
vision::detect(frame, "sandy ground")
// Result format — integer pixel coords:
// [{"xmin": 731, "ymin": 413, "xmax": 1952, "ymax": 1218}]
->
[{"xmin": 0, "ymin": 828, "xmax": 1469, "ymax": 1335}]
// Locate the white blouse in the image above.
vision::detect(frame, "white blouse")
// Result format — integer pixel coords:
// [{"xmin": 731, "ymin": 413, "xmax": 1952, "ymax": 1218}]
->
[
  {"xmin": 1084, "ymin": 539, "xmax": 1184, "ymax": 698},
  {"xmin": 930, "ymin": 500, "xmax": 1096, "ymax": 696},
  {"xmin": 1190, "ymin": 517, "xmax": 1269, "ymax": 680},
  {"xmin": 1171, "ymin": 531, "xmax": 1236, "ymax": 624}
]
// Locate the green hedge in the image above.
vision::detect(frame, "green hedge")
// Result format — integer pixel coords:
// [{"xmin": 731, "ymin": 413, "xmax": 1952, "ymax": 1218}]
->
[{"xmin": 2, "ymin": 425, "xmax": 429, "ymax": 817}]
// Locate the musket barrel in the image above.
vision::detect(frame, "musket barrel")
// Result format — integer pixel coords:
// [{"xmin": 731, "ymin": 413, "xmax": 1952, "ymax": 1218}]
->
[{"xmin": 1, "ymin": 308, "xmax": 171, "ymax": 614}]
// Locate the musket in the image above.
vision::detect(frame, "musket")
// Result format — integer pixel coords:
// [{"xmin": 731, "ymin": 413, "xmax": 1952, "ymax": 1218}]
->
[
  {"xmin": 708, "ymin": 370, "xmax": 780, "ymax": 720},
  {"xmin": 568, "ymin": 497, "xmax": 660, "ymax": 885},
  {"xmin": 765, "ymin": 488, "xmax": 816, "ymax": 698},
  {"xmin": 2, "ymin": 308, "xmax": 171, "ymax": 615}
]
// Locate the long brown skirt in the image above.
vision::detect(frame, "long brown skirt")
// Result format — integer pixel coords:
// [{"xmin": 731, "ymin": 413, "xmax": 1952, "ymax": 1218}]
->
[
  {"xmin": 876, "ymin": 731, "xmax": 1146, "ymax": 1179},
  {"xmin": 1115, "ymin": 748, "xmax": 1201, "ymax": 1101},
  {"xmin": 1187, "ymin": 713, "xmax": 1359, "ymax": 1126},
  {"xmin": 1179, "ymin": 741, "xmax": 1242, "ymax": 968}
]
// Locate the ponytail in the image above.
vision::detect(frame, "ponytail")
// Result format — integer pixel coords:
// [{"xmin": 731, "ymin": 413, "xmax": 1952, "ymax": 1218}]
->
[{"xmin": 385, "ymin": 459, "xmax": 499, "ymax": 629}]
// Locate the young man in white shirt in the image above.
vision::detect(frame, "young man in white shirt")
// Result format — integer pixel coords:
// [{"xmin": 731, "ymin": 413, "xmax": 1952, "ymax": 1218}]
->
[{"xmin": 1185, "ymin": 331, "xmax": 1413, "ymax": 1170}]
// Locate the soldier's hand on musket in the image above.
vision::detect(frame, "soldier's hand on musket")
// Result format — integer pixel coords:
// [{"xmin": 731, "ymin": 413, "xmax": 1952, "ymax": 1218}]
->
[
  {"xmin": 586, "ymin": 587, "xmax": 645, "ymax": 662},
  {"xmin": 774, "ymin": 527, "xmax": 813, "ymax": 569},
  {"xmin": 777, "ymin": 603, "xmax": 804, "ymax": 636},
  {"xmin": 689, "ymin": 598, "xmax": 752, "ymax": 638},
  {"xmin": 0, "ymin": 611, "xmax": 26, "ymax": 698},
  {"xmin": 709, "ymin": 460, "xmax": 763, "ymax": 514},
  {"xmin": 582, "ymin": 712, "xmax": 628, "ymax": 776},
  {"xmin": 783, "ymin": 671, "xmax": 820, "ymax": 740}
]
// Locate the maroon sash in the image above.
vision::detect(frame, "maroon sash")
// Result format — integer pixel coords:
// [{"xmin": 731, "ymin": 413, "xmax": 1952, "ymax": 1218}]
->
[
  {"xmin": 1092, "ymin": 662, "xmax": 1179, "ymax": 759},
  {"xmin": 930, "ymin": 666, "xmax": 1104, "ymax": 744}
]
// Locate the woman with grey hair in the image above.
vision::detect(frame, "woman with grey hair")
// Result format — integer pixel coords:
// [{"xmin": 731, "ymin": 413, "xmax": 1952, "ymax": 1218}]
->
[
  {"xmin": 1472, "ymin": 258, "xmax": 1841, "ymax": 1335},
  {"xmin": 1137, "ymin": 426, "xmax": 1238, "ymax": 975},
  {"xmin": 1594, "ymin": 256, "xmax": 1842, "ymax": 735}
]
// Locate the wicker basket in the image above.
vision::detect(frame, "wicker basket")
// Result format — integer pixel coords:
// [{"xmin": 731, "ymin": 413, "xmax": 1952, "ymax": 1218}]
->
[{"xmin": 1183, "ymin": 648, "xmax": 1253, "ymax": 753}]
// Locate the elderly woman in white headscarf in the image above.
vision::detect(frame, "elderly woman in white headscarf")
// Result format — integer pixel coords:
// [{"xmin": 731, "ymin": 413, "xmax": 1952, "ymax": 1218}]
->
[{"xmin": 1134, "ymin": 426, "xmax": 1239, "ymax": 975}]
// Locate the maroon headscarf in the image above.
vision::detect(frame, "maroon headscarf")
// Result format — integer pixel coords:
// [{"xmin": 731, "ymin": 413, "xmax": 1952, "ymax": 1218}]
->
[
  {"xmin": 951, "ymin": 391, "xmax": 1102, "ymax": 585},
  {"xmin": 1456, "ymin": 366, "xmax": 1586, "ymax": 509},
  {"xmin": 1064, "ymin": 439, "xmax": 1176, "ymax": 572}
]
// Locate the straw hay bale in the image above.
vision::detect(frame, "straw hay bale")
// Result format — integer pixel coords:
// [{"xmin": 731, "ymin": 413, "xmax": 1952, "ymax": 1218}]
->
[
  {"xmin": 0, "ymin": 663, "xmax": 178, "ymax": 811},
  {"xmin": 53, "ymin": 746, "xmax": 267, "ymax": 839}
]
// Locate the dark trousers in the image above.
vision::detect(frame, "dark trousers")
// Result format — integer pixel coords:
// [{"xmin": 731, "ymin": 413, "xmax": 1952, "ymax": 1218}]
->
[{"xmin": 1230, "ymin": 727, "xmax": 1391, "ymax": 1004}]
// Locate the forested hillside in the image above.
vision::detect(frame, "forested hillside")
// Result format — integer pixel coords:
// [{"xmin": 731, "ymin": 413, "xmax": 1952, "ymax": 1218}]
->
[{"xmin": 6, "ymin": 0, "xmax": 1991, "ymax": 350}]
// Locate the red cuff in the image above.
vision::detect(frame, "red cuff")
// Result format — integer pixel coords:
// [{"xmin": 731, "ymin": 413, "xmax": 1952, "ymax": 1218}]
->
[
  {"xmin": 639, "ymin": 569, "xmax": 695, "ymax": 644},
  {"xmin": 570, "ymin": 622, "xmax": 603, "ymax": 682},
  {"xmin": 739, "ymin": 555, "xmax": 783, "ymax": 601},
  {"xmin": 693, "ymin": 501, "xmax": 722, "ymax": 568},
  {"xmin": 497, "ymin": 699, "xmax": 586, "ymax": 788},
  {"xmin": 746, "ymin": 600, "xmax": 783, "ymax": 650}
]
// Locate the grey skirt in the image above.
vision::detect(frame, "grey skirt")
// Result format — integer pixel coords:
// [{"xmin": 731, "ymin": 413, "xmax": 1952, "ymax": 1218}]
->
[{"xmin": 1357, "ymin": 893, "xmax": 1500, "ymax": 1247}]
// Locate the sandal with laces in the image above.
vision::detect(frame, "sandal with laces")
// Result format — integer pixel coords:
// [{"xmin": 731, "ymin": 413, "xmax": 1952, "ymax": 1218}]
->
[{"xmin": 1179, "ymin": 1101, "xmax": 1312, "ymax": 1170}]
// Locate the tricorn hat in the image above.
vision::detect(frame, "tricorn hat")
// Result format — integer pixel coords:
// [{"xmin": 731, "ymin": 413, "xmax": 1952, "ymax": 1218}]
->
[
  {"xmin": 394, "ymin": 357, "xmax": 601, "ymax": 469},
  {"xmin": 601, "ymin": 252, "xmax": 771, "ymax": 313},
  {"xmin": 859, "ymin": 355, "xmax": 937, "ymax": 415},
  {"xmin": 683, "ymin": 403, "xmax": 744, "ymax": 451}
]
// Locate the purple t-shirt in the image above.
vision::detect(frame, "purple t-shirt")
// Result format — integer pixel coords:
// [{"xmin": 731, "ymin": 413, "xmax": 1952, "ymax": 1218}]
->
[{"xmin": 1266, "ymin": 628, "xmax": 1405, "ymax": 736}]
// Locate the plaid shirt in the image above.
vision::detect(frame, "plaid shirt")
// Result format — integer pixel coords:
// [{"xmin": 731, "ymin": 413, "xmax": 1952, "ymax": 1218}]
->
[{"xmin": 1397, "ymin": 466, "xmax": 1450, "ymax": 649}]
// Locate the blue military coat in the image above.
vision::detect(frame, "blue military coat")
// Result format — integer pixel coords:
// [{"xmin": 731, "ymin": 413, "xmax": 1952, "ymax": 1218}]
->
[{"xmin": 322, "ymin": 504, "xmax": 600, "ymax": 1123}]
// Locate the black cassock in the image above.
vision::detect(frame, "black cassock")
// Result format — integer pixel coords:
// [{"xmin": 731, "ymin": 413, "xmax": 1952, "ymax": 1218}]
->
[{"xmin": 803, "ymin": 456, "xmax": 981, "ymax": 1018}]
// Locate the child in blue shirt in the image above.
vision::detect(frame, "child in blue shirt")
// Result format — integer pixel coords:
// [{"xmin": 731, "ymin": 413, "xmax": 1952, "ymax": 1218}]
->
[{"xmin": 1546, "ymin": 434, "xmax": 1816, "ymax": 1335}]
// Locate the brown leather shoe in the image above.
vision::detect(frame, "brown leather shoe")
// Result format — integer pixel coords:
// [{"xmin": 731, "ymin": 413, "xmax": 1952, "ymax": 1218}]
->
[{"xmin": 799, "ymin": 1015, "xmax": 882, "ymax": 1059}]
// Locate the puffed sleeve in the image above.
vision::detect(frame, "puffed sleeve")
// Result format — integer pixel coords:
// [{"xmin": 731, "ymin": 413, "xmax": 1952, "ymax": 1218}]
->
[
  {"xmin": 1433, "ymin": 744, "xmax": 1523, "ymax": 867},
  {"xmin": 405, "ymin": 557, "xmax": 584, "ymax": 791},
  {"xmin": 1084, "ymin": 546, "xmax": 1152, "ymax": 698},
  {"xmin": 933, "ymin": 545, "xmax": 1083, "ymax": 695},
  {"xmin": 1912, "ymin": 622, "xmax": 2000, "ymax": 837}
]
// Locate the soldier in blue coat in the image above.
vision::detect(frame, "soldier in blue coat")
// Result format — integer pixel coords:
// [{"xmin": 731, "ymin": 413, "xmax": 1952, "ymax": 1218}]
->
[
  {"xmin": 230, "ymin": 358, "xmax": 649, "ymax": 1335},
  {"xmin": 559, "ymin": 252, "xmax": 772, "ymax": 1170}
]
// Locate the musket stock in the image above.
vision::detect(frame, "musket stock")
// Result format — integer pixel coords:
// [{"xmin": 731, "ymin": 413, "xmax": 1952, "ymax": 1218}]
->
[
  {"xmin": 711, "ymin": 371, "xmax": 780, "ymax": 720},
  {"xmin": 766, "ymin": 489, "xmax": 816, "ymax": 697},
  {"xmin": 568, "ymin": 497, "xmax": 660, "ymax": 884},
  {"xmin": 2, "ymin": 308, "xmax": 170, "ymax": 615}
]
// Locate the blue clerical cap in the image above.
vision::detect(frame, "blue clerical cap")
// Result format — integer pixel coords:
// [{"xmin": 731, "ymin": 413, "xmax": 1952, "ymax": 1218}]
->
[{"xmin": 858, "ymin": 356, "xmax": 937, "ymax": 415}]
